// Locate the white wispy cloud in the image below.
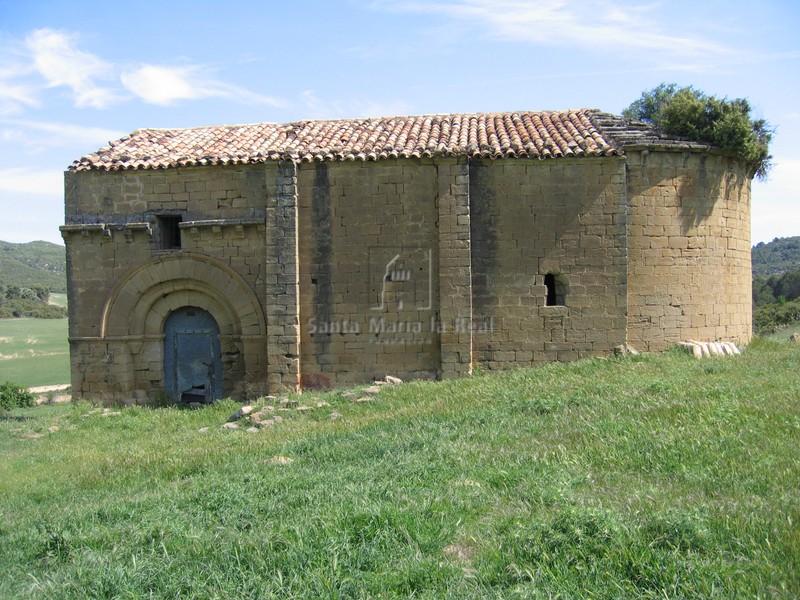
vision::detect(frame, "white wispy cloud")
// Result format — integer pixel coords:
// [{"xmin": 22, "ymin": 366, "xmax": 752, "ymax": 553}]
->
[
  {"xmin": 2, "ymin": 29, "xmax": 287, "ymax": 112},
  {"xmin": 0, "ymin": 58, "xmax": 40, "ymax": 115},
  {"xmin": 26, "ymin": 29, "xmax": 121, "ymax": 109},
  {"xmin": 121, "ymin": 64, "xmax": 287, "ymax": 108},
  {"xmin": 0, "ymin": 167, "xmax": 63, "ymax": 195},
  {"xmin": 0, "ymin": 119, "xmax": 125, "ymax": 151},
  {"xmin": 0, "ymin": 81, "xmax": 39, "ymax": 116},
  {"xmin": 374, "ymin": 0, "xmax": 735, "ymax": 60}
]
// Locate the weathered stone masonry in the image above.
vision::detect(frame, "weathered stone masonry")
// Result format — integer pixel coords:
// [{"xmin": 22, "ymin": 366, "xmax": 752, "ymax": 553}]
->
[{"xmin": 62, "ymin": 110, "xmax": 752, "ymax": 404}]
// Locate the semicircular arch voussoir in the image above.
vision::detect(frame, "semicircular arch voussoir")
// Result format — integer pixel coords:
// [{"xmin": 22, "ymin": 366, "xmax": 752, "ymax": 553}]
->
[{"xmin": 102, "ymin": 253, "xmax": 265, "ymax": 339}]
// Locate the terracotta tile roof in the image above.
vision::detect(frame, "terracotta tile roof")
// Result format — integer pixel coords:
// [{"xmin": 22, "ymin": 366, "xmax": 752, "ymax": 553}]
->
[{"xmin": 70, "ymin": 109, "xmax": 684, "ymax": 172}]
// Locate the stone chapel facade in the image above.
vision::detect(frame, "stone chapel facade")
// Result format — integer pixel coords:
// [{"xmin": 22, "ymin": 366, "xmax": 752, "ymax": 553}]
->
[{"xmin": 62, "ymin": 110, "xmax": 753, "ymax": 404}]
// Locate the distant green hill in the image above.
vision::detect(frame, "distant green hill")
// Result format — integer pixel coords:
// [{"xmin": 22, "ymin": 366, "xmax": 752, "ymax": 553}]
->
[
  {"xmin": 0, "ymin": 241, "xmax": 66, "ymax": 293},
  {"xmin": 752, "ymin": 236, "xmax": 800, "ymax": 276}
]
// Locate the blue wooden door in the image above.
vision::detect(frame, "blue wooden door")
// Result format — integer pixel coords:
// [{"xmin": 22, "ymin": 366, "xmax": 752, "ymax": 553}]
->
[{"xmin": 163, "ymin": 307, "xmax": 222, "ymax": 403}]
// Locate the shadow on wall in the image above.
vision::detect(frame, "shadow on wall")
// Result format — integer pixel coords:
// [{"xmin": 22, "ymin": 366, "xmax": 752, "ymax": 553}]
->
[{"xmin": 676, "ymin": 155, "xmax": 731, "ymax": 234}]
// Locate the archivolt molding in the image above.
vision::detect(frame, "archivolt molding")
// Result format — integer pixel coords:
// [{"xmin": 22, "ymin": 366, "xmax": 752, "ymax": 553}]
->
[{"xmin": 102, "ymin": 253, "xmax": 266, "ymax": 338}]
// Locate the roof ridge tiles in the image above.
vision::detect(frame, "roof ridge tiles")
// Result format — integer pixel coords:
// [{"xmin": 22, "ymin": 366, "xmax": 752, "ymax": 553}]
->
[{"xmin": 69, "ymin": 108, "xmax": 679, "ymax": 171}]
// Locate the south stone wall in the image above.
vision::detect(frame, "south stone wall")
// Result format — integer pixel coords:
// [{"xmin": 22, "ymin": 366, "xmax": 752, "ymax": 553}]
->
[
  {"xmin": 625, "ymin": 150, "xmax": 752, "ymax": 351},
  {"xmin": 469, "ymin": 157, "xmax": 629, "ymax": 368},
  {"xmin": 61, "ymin": 148, "xmax": 753, "ymax": 404},
  {"xmin": 296, "ymin": 159, "xmax": 442, "ymax": 387}
]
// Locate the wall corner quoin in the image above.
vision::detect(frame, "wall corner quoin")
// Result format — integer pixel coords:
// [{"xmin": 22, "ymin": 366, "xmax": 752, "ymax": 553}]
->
[
  {"xmin": 265, "ymin": 159, "xmax": 301, "ymax": 392},
  {"xmin": 436, "ymin": 158, "xmax": 472, "ymax": 377},
  {"xmin": 63, "ymin": 169, "xmax": 79, "ymax": 216}
]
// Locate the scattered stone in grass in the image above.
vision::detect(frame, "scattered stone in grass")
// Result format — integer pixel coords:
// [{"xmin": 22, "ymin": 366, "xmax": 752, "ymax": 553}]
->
[
  {"xmin": 198, "ymin": 427, "xmax": 210, "ymax": 433},
  {"xmin": 246, "ymin": 427, "xmax": 259, "ymax": 433},
  {"xmin": 362, "ymin": 385, "xmax": 382, "ymax": 395},
  {"xmin": 254, "ymin": 418, "xmax": 275, "ymax": 428},
  {"xmin": 455, "ymin": 479, "xmax": 482, "ymax": 488},
  {"xmin": 443, "ymin": 544, "xmax": 476, "ymax": 564},
  {"xmin": 385, "ymin": 375, "xmax": 403, "ymax": 385},
  {"xmin": 341, "ymin": 392, "xmax": 358, "ymax": 400},
  {"xmin": 250, "ymin": 409, "xmax": 273, "ymax": 422},
  {"xmin": 101, "ymin": 411, "xmax": 122, "ymax": 417},
  {"xmin": 613, "ymin": 343, "xmax": 640, "ymax": 356},
  {"xmin": 354, "ymin": 397, "xmax": 372, "ymax": 403},
  {"xmin": 680, "ymin": 340, "xmax": 741, "ymax": 358},
  {"xmin": 280, "ymin": 398, "xmax": 299, "ymax": 408},
  {"xmin": 227, "ymin": 405, "xmax": 254, "ymax": 422},
  {"xmin": 222, "ymin": 422, "xmax": 239, "ymax": 430},
  {"xmin": 270, "ymin": 455, "xmax": 294, "ymax": 465},
  {"xmin": 296, "ymin": 405, "xmax": 313, "ymax": 412},
  {"xmin": 272, "ymin": 415, "xmax": 283, "ymax": 423},
  {"xmin": 790, "ymin": 333, "xmax": 799, "ymax": 342},
  {"xmin": 330, "ymin": 411, "xmax": 343, "ymax": 420},
  {"xmin": 316, "ymin": 401, "xmax": 330, "ymax": 408},
  {"xmin": 47, "ymin": 425, "xmax": 59, "ymax": 433}
]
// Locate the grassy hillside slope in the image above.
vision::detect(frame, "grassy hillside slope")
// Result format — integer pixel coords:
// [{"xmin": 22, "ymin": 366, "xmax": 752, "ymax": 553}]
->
[
  {"xmin": 1, "ymin": 341, "xmax": 798, "ymax": 598},
  {"xmin": 0, "ymin": 241, "xmax": 66, "ymax": 293},
  {"xmin": 752, "ymin": 236, "xmax": 800, "ymax": 276}
]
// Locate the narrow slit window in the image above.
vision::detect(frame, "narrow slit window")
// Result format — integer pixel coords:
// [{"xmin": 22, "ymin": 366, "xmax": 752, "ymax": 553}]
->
[
  {"xmin": 157, "ymin": 215, "xmax": 182, "ymax": 250},
  {"xmin": 544, "ymin": 273, "xmax": 567, "ymax": 306}
]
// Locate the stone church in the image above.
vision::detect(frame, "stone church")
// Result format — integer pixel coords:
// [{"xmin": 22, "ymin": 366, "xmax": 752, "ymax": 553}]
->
[{"xmin": 61, "ymin": 109, "xmax": 752, "ymax": 405}]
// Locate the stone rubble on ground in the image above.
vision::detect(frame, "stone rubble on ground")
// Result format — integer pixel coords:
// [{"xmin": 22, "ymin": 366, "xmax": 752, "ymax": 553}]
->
[
  {"xmin": 218, "ymin": 376, "xmax": 403, "ymax": 431},
  {"xmin": 613, "ymin": 343, "xmax": 640, "ymax": 356},
  {"xmin": 227, "ymin": 405, "xmax": 254, "ymax": 422},
  {"xmin": 678, "ymin": 340, "xmax": 741, "ymax": 358}
]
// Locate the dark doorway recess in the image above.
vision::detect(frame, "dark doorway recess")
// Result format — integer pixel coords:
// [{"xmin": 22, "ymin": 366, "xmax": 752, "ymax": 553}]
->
[{"xmin": 163, "ymin": 306, "xmax": 222, "ymax": 404}]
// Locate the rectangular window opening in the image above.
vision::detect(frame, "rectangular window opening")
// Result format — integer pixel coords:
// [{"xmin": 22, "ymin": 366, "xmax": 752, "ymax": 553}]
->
[
  {"xmin": 544, "ymin": 273, "xmax": 567, "ymax": 306},
  {"xmin": 157, "ymin": 215, "xmax": 182, "ymax": 250}
]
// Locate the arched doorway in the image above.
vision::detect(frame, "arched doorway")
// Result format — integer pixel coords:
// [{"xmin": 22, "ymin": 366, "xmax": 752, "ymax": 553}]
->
[{"xmin": 164, "ymin": 307, "xmax": 223, "ymax": 404}]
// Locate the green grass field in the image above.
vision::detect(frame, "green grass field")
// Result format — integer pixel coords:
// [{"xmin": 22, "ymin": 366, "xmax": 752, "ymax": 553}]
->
[
  {"xmin": 0, "ymin": 318, "xmax": 69, "ymax": 388},
  {"xmin": 1, "ymin": 339, "xmax": 798, "ymax": 598},
  {"xmin": 48, "ymin": 293, "xmax": 68, "ymax": 309}
]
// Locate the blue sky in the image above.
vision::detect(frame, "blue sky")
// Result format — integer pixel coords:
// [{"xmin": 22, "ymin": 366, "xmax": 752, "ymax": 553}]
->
[{"xmin": 1, "ymin": 0, "xmax": 798, "ymax": 245}]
